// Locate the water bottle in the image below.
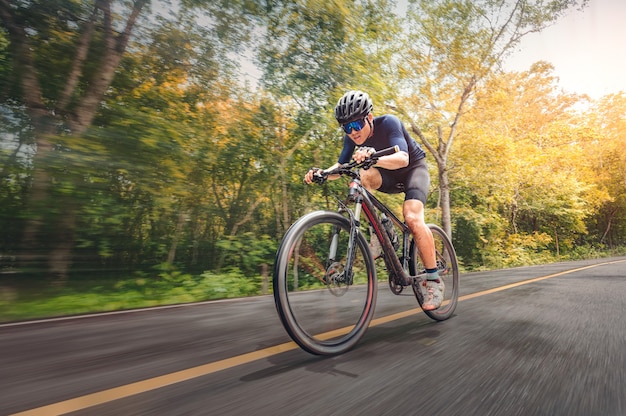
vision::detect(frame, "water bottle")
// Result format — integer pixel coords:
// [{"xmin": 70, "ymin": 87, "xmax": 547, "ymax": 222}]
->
[{"xmin": 381, "ymin": 214, "xmax": 399, "ymax": 250}]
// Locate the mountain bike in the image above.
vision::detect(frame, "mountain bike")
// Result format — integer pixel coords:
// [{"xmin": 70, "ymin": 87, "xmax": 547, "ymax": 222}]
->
[{"xmin": 273, "ymin": 146, "xmax": 459, "ymax": 355}]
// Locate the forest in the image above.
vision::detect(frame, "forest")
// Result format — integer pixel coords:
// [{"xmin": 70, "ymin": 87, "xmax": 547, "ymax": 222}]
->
[{"xmin": 1, "ymin": 0, "xmax": 625, "ymax": 306}]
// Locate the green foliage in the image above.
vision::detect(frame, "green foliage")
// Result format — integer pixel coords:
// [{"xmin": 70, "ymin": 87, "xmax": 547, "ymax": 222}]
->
[
  {"xmin": 125, "ymin": 264, "xmax": 262, "ymax": 301},
  {"xmin": 196, "ymin": 270, "xmax": 260, "ymax": 299},
  {"xmin": 260, "ymin": 0, "xmax": 400, "ymax": 111},
  {"xmin": 216, "ymin": 233, "xmax": 277, "ymax": 276},
  {"xmin": 452, "ymin": 208, "xmax": 486, "ymax": 266},
  {"xmin": 0, "ymin": 268, "xmax": 265, "ymax": 322},
  {"xmin": 0, "ymin": 28, "xmax": 10, "ymax": 96}
]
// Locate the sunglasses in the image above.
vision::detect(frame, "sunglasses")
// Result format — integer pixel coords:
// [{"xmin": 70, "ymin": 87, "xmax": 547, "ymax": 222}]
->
[{"xmin": 342, "ymin": 118, "xmax": 367, "ymax": 134}]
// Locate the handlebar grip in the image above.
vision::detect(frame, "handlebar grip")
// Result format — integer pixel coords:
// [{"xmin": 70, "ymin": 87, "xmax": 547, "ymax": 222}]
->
[
  {"xmin": 312, "ymin": 172, "xmax": 326, "ymax": 184},
  {"xmin": 372, "ymin": 145, "xmax": 399, "ymax": 159}
]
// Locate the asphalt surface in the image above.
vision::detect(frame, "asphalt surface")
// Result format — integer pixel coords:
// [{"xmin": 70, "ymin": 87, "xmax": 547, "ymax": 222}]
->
[{"xmin": 1, "ymin": 257, "xmax": 625, "ymax": 416}]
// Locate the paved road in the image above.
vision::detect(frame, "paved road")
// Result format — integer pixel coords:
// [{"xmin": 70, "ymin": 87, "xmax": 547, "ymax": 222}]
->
[{"xmin": 1, "ymin": 257, "xmax": 625, "ymax": 416}]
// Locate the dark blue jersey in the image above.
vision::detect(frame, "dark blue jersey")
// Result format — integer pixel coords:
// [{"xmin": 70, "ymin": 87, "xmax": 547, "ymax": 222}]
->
[{"xmin": 338, "ymin": 114, "xmax": 426, "ymax": 165}]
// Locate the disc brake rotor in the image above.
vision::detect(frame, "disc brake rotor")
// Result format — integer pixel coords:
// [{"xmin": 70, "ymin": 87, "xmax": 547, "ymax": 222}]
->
[{"xmin": 325, "ymin": 262, "xmax": 349, "ymax": 296}]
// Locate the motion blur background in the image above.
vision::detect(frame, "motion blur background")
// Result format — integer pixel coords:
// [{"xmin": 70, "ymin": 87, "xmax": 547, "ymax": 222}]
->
[{"xmin": 1, "ymin": 0, "xmax": 625, "ymax": 321}]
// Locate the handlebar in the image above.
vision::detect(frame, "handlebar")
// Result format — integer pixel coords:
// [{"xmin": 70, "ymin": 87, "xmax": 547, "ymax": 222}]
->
[
  {"xmin": 312, "ymin": 145, "xmax": 399, "ymax": 183},
  {"xmin": 370, "ymin": 145, "xmax": 400, "ymax": 159}
]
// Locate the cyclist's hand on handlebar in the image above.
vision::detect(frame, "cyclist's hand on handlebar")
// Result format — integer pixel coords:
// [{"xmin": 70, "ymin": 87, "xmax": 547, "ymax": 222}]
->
[
  {"xmin": 304, "ymin": 167, "xmax": 325, "ymax": 184},
  {"xmin": 353, "ymin": 146, "xmax": 376, "ymax": 164}
]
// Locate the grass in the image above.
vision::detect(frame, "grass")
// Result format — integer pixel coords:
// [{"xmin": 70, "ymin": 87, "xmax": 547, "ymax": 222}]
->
[
  {"xmin": 0, "ymin": 269, "xmax": 267, "ymax": 323},
  {"xmin": 1, "ymin": 247, "xmax": 624, "ymax": 323}
]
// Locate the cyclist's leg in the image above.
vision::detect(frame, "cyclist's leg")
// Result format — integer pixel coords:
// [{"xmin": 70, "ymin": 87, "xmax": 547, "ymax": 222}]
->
[
  {"xmin": 404, "ymin": 199, "xmax": 444, "ymax": 310},
  {"xmin": 412, "ymin": 224, "xmax": 459, "ymax": 320},
  {"xmin": 400, "ymin": 161, "xmax": 445, "ymax": 310},
  {"xmin": 374, "ymin": 164, "xmax": 434, "ymax": 268},
  {"xmin": 397, "ymin": 161, "xmax": 435, "ymax": 269},
  {"xmin": 403, "ymin": 199, "xmax": 436, "ymax": 270},
  {"xmin": 359, "ymin": 167, "xmax": 382, "ymax": 191}
]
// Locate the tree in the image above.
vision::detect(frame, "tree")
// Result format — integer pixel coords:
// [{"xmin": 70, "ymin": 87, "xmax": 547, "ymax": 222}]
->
[
  {"xmin": 260, "ymin": 0, "xmax": 401, "ymax": 111},
  {"xmin": 0, "ymin": 0, "xmax": 263, "ymax": 280},
  {"xmin": 451, "ymin": 63, "xmax": 610, "ymax": 266},
  {"xmin": 583, "ymin": 93, "xmax": 626, "ymax": 248},
  {"xmin": 395, "ymin": 0, "xmax": 588, "ymax": 238},
  {"xmin": 0, "ymin": 0, "xmax": 150, "ymax": 279}
]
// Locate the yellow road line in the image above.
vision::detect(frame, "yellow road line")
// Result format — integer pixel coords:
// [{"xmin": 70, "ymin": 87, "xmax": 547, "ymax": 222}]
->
[
  {"xmin": 11, "ymin": 260, "xmax": 625, "ymax": 416},
  {"xmin": 12, "ymin": 342, "xmax": 301, "ymax": 416}
]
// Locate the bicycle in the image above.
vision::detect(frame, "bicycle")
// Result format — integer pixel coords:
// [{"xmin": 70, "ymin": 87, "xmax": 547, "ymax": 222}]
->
[{"xmin": 272, "ymin": 146, "xmax": 459, "ymax": 355}]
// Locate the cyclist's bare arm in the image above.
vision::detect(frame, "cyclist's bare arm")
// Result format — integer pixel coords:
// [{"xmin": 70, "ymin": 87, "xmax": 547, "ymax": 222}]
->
[
  {"xmin": 374, "ymin": 151, "xmax": 408, "ymax": 170},
  {"xmin": 304, "ymin": 163, "xmax": 341, "ymax": 184},
  {"xmin": 304, "ymin": 146, "xmax": 407, "ymax": 184},
  {"xmin": 353, "ymin": 146, "xmax": 409, "ymax": 169}
]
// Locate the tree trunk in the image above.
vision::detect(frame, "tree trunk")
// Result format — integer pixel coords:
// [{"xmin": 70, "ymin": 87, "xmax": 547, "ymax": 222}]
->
[
  {"xmin": 600, "ymin": 208, "xmax": 616, "ymax": 246},
  {"xmin": 553, "ymin": 225, "xmax": 560, "ymax": 258},
  {"xmin": 167, "ymin": 210, "xmax": 188, "ymax": 265},
  {"xmin": 19, "ymin": 135, "xmax": 54, "ymax": 272},
  {"xmin": 260, "ymin": 263, "xmax": 269, "ymax": 295},
  {"xmin": 438, "ymin": 166, "xmax": 452, "ymax": 239},
  {"xmin": 1, "ymin": 0, "xmax": 148, "ymax": 281},
  {"xmin": 48, "ymin": 203, "xmax": 78, "ymax": 285}
]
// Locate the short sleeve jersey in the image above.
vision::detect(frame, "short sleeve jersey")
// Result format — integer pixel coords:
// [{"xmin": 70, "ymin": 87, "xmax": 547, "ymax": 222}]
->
[{"xmin": 337, "ymin": 114, "xmax": 426, "ymax": 166}]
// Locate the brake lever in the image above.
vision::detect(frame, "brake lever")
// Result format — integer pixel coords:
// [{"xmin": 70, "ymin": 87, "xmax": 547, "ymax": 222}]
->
[
  {"xmin": 360, "ymin": 157, "xmax": 378, "ymax": 170},
  {"xmin": 312, "ymin": 171, "xmax": 327, "ymax": 184}
]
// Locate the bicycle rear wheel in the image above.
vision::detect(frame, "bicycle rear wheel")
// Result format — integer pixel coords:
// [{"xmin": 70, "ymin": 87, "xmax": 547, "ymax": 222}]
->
[
  {"xmin": 273, "ymin": 211, "xmax": 377, "ymax": 355},
  {"xmin": 410, "ymin": 224, "xmax": 459, "ymax": 321}
]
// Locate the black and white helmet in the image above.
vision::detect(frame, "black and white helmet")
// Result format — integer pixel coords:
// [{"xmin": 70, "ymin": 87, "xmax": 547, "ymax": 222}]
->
[{"xmin": 334, "ymin": 90, "xmax": 373, "ymax": 124}]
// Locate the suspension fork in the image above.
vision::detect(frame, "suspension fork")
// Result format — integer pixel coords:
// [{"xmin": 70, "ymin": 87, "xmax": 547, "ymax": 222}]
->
[
  {"xmin": 327, "ymin": 181, "xmax": 365, "ymax": 284},
  {"xmin": 342, "ymin": 197, "xmax": 364, "ymax": 284}
]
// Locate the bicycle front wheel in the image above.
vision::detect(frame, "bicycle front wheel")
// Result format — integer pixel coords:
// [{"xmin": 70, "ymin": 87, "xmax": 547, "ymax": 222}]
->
[
  {"xmin": 410, "ymin": 224, "xmax": 459, "ymax": 321},
  {"xmin": 273, "ymin": 211, "xmax": 377, "ymax": 355}
]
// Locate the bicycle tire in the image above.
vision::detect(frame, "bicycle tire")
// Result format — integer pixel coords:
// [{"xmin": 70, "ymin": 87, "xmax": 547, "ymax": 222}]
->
[
  {"xmin": 273, "ymin": 210, "xmax": 377, "ymax": 355},
  {"xmin": 410, "ymin": 224, "xmax": 459, "ymax": 321}
]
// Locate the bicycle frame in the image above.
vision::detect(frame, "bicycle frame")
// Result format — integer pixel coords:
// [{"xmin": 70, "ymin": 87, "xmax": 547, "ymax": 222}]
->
[{"xmin": 338, "ymin": 176, "xmax": 415, "ymax": 289}]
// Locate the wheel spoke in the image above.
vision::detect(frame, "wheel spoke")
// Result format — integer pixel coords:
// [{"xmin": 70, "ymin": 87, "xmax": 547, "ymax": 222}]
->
[
  {"xmin": 273, "ymin": 211, "xmax": 377, "ymax": 355},
  {"xmin": 410, "ymin": 224, "xmax": 459, "ymax": 321}
]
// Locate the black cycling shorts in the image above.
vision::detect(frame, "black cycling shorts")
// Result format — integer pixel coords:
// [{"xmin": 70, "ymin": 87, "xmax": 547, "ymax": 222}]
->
[{"xmin": 376, "ymin": 157, "xmax": 430, "ymax": 205}]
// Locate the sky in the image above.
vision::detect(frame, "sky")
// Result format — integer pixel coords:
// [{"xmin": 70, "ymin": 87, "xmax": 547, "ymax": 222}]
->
[{"xmin": 503, "ymin": 0, "xmax": 626, "ymax": 99}]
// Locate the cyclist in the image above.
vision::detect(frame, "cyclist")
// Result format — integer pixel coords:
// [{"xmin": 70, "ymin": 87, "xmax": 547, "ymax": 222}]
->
[{"xmin": 304, "ymin": 90, "xmax": 444, "ymax": 310}]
